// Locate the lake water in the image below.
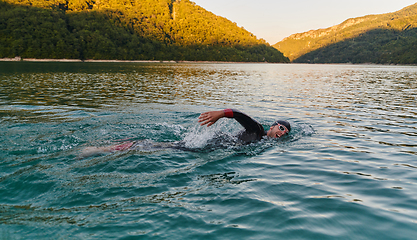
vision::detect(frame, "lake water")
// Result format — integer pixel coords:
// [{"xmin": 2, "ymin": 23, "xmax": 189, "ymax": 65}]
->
[{"xmin": 1, "ymin": 62, "xmax": 416, "ymax": 239}]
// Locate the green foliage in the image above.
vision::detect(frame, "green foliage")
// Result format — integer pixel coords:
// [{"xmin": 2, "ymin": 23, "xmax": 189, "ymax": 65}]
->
[
  {"xmin": 274, "ymin": 2, "xmax": 417, "ymax": 64},
  {"xmin": 294, "ymin": 28, "xmax": 417, "ymax": 64},
  {"xmin": 0, "ymin": 0, "xmax": 288, "ymax": 62},
  {"xmin": 0, "ymin": 2, "xmax": 78, "ymax": 58}
]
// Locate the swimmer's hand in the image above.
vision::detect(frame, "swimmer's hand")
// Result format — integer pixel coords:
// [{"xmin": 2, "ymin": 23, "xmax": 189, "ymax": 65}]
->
[{"xmin": 198, "ymin": 110, "xmax": 225, "ymax": 127}]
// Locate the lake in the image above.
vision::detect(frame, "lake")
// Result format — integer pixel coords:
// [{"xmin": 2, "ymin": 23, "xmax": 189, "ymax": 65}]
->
[{"xmin": 1, "ymin": 62, "xmax": 416, "ymax": 239}]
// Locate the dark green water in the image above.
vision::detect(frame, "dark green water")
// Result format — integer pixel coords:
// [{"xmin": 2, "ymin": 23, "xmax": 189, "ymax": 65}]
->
[{"xmin": 1, "ymin": 62, "xmax": 416, "ymax": 239}]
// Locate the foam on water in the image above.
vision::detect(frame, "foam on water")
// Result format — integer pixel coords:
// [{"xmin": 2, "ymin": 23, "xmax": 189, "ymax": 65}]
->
[{"xmin": 181, "ymin": 119, "xmax": 234, "ymax": 149}]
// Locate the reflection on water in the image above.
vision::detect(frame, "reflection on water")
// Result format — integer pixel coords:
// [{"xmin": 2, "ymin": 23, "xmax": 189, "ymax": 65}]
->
[
  {"xmin": 1, "ymin": 62, "xmax": 417, "ymax": 239},
  {"xmin": 0, "ymin": 62, "xmax": 257, "ymax": 111}
]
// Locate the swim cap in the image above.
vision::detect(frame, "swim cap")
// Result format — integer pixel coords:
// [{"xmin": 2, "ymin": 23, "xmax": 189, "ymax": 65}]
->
[{"xmin": 272, "ymin": 120, "xmax": 291, "ymax": 132}]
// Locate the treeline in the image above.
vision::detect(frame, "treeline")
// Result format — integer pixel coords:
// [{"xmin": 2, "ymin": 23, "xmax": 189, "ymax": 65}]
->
[
  {"xmin": 294, "ymin": 28, "xmax": 417, "ymax": 64},
  {"xmin": 0, "ymin": 0, "xmax": 289, "ymax": 62},
  {"xmin": 274, "ymin": 2, "xmax": 417, "ymax": 64}
]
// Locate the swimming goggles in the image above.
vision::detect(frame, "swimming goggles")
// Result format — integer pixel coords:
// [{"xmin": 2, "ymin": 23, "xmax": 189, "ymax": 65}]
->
[{"xmin": 278, "ymin": 125, "xmax": 286, "ymax": 131}]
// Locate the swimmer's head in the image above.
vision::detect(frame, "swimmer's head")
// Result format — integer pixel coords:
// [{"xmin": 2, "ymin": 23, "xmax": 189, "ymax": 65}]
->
[{"xmin": 267, "ymin": 120, "xmax": 291, "ymax": 138}]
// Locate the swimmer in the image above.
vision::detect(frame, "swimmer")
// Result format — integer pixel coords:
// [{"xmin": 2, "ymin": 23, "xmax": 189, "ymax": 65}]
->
[
  {"xmin": 79, "ymin": 109, "xmax": 291, "ymax": 158},
  {"xmin": 198, "ymin": 109, "xmax": 290, "ymax": 142}
]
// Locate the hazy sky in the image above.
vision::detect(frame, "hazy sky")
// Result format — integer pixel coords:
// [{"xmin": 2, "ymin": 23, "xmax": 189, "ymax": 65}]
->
[{"xmin": 191, "ymin": 0, "xmax": 417, "ymax": 44}]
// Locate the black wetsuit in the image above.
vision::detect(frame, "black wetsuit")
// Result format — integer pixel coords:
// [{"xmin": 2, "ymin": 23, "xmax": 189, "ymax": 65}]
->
[{"xmin": 224, "ymin": 109, "xmax": 267, "ymax": 143}]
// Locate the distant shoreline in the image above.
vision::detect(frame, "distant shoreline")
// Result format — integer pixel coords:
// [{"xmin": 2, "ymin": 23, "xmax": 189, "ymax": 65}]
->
[
  {"xmin": 0, "ymin": 57, "xmax": 174, "ymax": 63},
  {"xmin": 0, "ymin": 57, "xmax": 271, "ymax": 64},
  {"xmin": 2, "ymin": 58, "xmax": 412, "ymax": 65}
]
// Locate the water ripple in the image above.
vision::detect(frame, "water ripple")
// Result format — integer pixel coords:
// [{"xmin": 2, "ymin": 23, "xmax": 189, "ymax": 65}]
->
[{"xmin": 1, "ymin": 63, "xmax": 417, "ymax": 239}]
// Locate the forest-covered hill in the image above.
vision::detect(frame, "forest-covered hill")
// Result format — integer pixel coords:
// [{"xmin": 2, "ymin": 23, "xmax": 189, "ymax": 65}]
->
[
  {"xmin": 273, "ymin": 3, "xmax": 417, "ymax": 64},
  {"xmin": 0, "ymin": 0, "xmax": 289, "ymax": 62}
]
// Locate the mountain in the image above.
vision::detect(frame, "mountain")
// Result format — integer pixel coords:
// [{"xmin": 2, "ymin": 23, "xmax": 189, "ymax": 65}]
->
[
  {"xmin": 273, "ymin": 3, "xmax": 417, "ymax": 64},
  {"xmin": 0, "ymin": 0, "xmax": 289, "ymax": 62}
]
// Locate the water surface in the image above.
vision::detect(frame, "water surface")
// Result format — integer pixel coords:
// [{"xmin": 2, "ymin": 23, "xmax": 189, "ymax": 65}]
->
[{"xmin": 1, "ymin": 62, "xmax": 416, "ymax": 239}]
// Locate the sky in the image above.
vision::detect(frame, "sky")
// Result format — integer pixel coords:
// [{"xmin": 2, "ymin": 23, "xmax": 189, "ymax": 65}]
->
[{"xmin": 191, "ymin": 0, "xmax": 417, "ymax": 44}]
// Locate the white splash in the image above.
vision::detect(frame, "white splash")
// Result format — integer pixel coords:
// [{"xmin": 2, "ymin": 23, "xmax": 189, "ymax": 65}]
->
[{"xmin": 181, "ymin": 119, "xmax": 230, "ymax": 149}]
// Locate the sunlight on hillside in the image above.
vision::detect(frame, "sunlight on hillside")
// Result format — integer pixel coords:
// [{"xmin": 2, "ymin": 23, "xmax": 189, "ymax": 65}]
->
[
  {"xmin": 274, "ymin": 3, "xmax": 417, "ymax": 63},
  {"xmin": 1, "ymin": 0, "xmax": 288, "ymax": 62}
]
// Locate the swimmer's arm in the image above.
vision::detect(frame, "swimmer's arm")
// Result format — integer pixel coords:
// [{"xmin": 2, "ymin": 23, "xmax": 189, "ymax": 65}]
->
[
  {"xmin": 199, "ymin": 109, "xmax": 256, "ymax": 128},
  {"xmin": 228, "ymin": 109, "xmax": 264, "ymax": 134},
  {"xmin": 199, "ymin": 109, "xmax": 263, "ymax": 134},
  {"xmin": 198, "ymin": 110, "xmax": 225, "ymax": 127}
]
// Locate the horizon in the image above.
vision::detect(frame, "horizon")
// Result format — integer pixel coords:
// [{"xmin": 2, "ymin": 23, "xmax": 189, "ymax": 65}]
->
[{"xmin": 192, "ymin": 0, "xmax": 417, "ymax": 44}]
